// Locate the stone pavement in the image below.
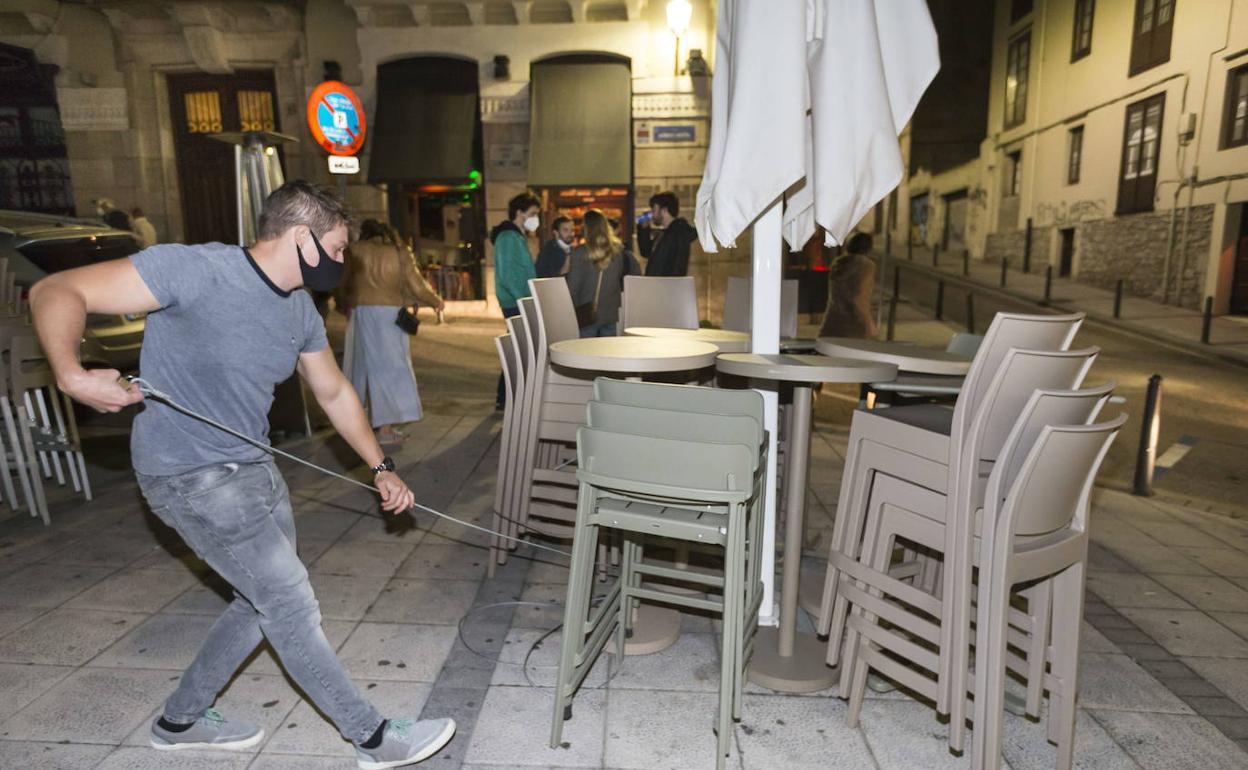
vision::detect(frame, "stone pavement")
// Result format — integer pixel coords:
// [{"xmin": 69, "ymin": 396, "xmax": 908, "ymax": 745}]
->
[
  {"xmin": 1, "ymin": 319, "xmax": 1247, "ymax": 769},
  {"xmin": 880, "ymin": 247, "xmax": 1248, "ymax": 367}
]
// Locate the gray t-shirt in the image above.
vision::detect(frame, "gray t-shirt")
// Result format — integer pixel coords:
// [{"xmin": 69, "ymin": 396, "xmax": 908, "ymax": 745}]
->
[{"xmin": 129, "ymin": 242, "xmax": 327, "ymax": 476}]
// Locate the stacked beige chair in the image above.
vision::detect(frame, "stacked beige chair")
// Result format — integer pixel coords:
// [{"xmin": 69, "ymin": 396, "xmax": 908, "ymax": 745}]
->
[
  {"xmin": 722, "ymin": 276, "xmax": 799, "ymax": 339},
  {"xmin": 836, "ymin": 384, "xmax": 1123, "ymax": 769},
  {"xmin": 551, "ymin": 379, "xmax": 767, "ymax": 770},
  {"xmin": 619, "ymin": 276, "xmax": 699, "ymax": 330},
  {"xmin": 490, "ymin": 323, "xmax": 520, "ymax": 575},
  {"xmin": 817, "ymin": 311, "xmax": 1085, "ymax": 750}
]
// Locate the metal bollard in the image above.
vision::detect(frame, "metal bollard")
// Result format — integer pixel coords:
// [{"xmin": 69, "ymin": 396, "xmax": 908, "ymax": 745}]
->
[
  {"xmin": 965, "ymin": 292, "xmax": 976, "ymax": 334},
  {"xmin": 1041, "ymin": 265, "xmax": 1052, "ymax": 306},
  {"xmin": 962, "ymin": 249, "xmax": 970, "ymax": 277},
  {"xmin": 1132, "ymin": 374, "xmax": 1163, "ymax": 497},
  {"xmin": 886, "ymin": 296, "xmax": 898, "ymax": 341},
  {"xmin": 1201, "ymin": 296, "xmax": 1213, "ymax": 344},
  {"xmin": 884, "ymin": 228, "xmax": 892, "ymax": 256},
  {"xmin": 1022, "ymin": 217, "xmax": 1033, "ymax": 273},
  {"xmin": 932, "ymin": 243, "xmax": 940, "ymax": 267},
  {"xmin": 1113, "ymin": 279, "xmax": 1124, "ymax": 319},
  {"xmin": 907, "ymin": 238, "xmax": 913, "ymax": 262},
  {"xmin": 893, "ymin": 265, "xmax": 901, "ymax": 298},
  {"xmin": 935, "ymin": 279, "xmax": 945, "ymax": 320},
  {"xmin": 1000, "ymin": 257, "xmax": 1008, "ymax": 287}
]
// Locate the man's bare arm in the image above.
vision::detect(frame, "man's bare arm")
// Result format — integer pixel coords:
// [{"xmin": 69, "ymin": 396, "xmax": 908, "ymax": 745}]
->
[{"xmin": 29, "ymin": 258, "xmax": 161, "ymax": 412}]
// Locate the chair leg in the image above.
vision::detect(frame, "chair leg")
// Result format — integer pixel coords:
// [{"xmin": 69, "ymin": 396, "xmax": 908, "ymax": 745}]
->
[
  {"xmin": 838, "ymin": 497, "xmax": 889, "ymax": 700},
  {"xmin": 551, "ymin": 488, "xmax": 601, "ymax": 748},
  {"xmin": 817, "ymin": 431, "xmax": 866, "ymax": 639},
  {"xmin": 1023, "ymin": 580, "xmax": 1052, "ymax": 718},
  {"xmin": 1049, "ymin": 560, "xmax": 1085, "ymax": 770},
  {"xmin": 971, "ymin": 562, "xmax": 1012, "ymax": 770}
]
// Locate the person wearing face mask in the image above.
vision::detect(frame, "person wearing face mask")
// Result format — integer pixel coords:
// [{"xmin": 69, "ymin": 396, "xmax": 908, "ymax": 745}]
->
[
  {"xmin": 535, "ymin": 215, "xmax": 575, "ymax": 278},
  {"xmin": 28, "ymin": 180, "xmax": 456, "ymax": 769},
  {"xmin": 490, "ymin": 191, "xmax": 540, "ymax": 409}
]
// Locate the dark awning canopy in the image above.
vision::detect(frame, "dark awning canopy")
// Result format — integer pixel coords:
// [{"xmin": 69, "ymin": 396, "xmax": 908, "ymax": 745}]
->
[
  {"xmin": 527, "ymin": 56, "xmax": 631, "ymax": 187},
  {"xmin": 369, "ymin": 57, "xmax": 481, "ymax": 184}
]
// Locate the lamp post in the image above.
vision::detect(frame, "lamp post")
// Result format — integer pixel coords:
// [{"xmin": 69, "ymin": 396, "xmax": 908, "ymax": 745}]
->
[{"xmin": 666, "ymin": 0, "xmax": 692, "ymax": 76}]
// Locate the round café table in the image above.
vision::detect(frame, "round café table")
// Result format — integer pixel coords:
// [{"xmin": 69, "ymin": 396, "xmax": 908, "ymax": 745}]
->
[
  {"xmin": 814, "ymin": 337, "xmax": 971, "ymax": 375},
  {"xmin": 548, "ymin": 335, "xmax": 719, "ymax": 655},
  {"xmin": 716, "ymin": 353, "xmax": 897, "ymax": 693},
  {"xmin": 623, "ymin": 326, "xmax": 752, "ymax": 354}
]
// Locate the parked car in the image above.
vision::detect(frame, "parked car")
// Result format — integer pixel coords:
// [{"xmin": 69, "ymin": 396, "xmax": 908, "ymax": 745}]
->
[{"xmin": 0, "ymin": 210, "xmax": 145, "ymax": 373}]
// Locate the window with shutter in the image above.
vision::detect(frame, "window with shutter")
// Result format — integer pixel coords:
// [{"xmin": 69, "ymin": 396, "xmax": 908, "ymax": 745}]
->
[
  {"xmin": 1004, "ymin": 32, "xmax": 1030, "ymax": 129},
  {"xmin": 1071, "ymin": 0, "xmax": 1095, "ymax": 62},
  {"xmin": 1117, "ymin": 93, "xmax": 1164, "ymax": 214},
  {"xmin": 1222, "ymin": 64, "xmax": 1248, "ymax": 150},
  {"xmin": 1129, "ymin": 0, "xmax": 1175, "ymax": 76},
  {"xmin": 1068, "ymin": 126, "xmax": 1084, "ymax": 184}
]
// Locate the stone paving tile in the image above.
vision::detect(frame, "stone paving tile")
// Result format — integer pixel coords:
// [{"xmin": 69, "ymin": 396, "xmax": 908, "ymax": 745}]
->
[
  {"xmin": 94, "ymin": 747, "xmax": 254, "ymax": 769},
  {"xmin": 363, "ymin": 577, "xmax": 480, "ymax": 625},
  {"xmin": 1176, "ymin": 548, "xmax": 1248, "ymax": 578},
  {"xmin": 162, "ymin": 577, "xmax": 233, "ymax": 615},
  {"xmin": 337, "ymin": 622, "xmax": 458, "ymax": 682},
  {"xmin": 0, "ymin": 663, "xmax": 74, "ymax": 723},
  {"xmin": 0, "ymin": 607, "xmax": 146, "ymax": 666},
  {"xmin": 128, "ymin": 541, "xmax": 211, "ymax": 575},
  {"xmin": 1151, "ymin": 574, "xmax": 1248, "ymax": 613},
  {"xmin": 0, "ymin": 563, "xmax": 116, "ymax": 608},
  {"xmin": 0, "ymin": 666, "xmax": 173, "ymax": 743},
  {"xmin": 0, "ymin": 741, "xmax": 114, "ymax": 770},
  {"xmin": 1086, "ymin": 571, "xmax": 1194, "ymax": 610},
  {"xmin": 0, "ymin": 607, "xmax": 43, "ymax": 639},
  {"xmin": 397, "ymin": 541, "xmax": 494, "ymax": 581},
  {"xmin": 287, "ymin": 509, "xmax": 363, "ymax": 541},
  {"xmin": 261, "ymin": 681, "xmax": 433, "ymax": 758},
  {"xmin": 296, "ymin": 537, "xmax": 334, "ymax": 567},
  {"xmin": 604, "ymin": 688, "xmax": 733, "ymax": 770},
  {"xmin": 306, "ymin": 573, "xmax": 389, "ymax": 621},
  {"xmin": 1080, "ymin": 622, "xmax": 1121, "ymax": 654},
  {"xmin": 855, "ymin": 698, "xmax": 975, "ymax": 769},
  {"xmin": 512, "ymin": 582, "xmax": 570, "ymax": 630},
  {"xmin": 309, "ymin": 539, "xmax": 419, "ymax": 578},
  {"xmin": 249, "ymin": 756, "xmax": 357, "ymax": 769},
  {"xmin": 1002, "ymin": 708, "xmax": 1137, "ymax": 770},
  {"xmin": 92, "ymin": 612, "xmax": 217, "ymax": 670},
  {"xmin": 1128, "ymin": 522, "xmax": 1229, "ymax": 550},
  {"xmin": 0, "ymin": 530, "xmax": 74, "ymax": 565},
  {"xmin": 608, "ymin": 631, "xmax": 721, "ymax": 693},
  {"xmin": 1089, "ymin": 709, "xmax": 1248, "ymax": 769},
  {"xmin": 1077, "ymin": 653, "xmax": 1193, "ymax": 714},
  {"xmin": 737, "ymin": 693, "xmax": 872, "ymax": 770},
  {"xmin": 1117, "ymin": 608, "xmax": 1248, "ymax": 658},
  {"xmin": 1183, "ymin": 657, "xmax": 1248, "ymax": 711},
  {"xmin": 1110, "ymin": 545, "xmax": 1214, "ymax": 577},
  {"xmin": 63, "ymin": 566, "xmax": 199, "ymax": 613},
  {"xmin": 42, "ymin": 531, "xmax": 165, "ymax": 567},
  {"xmin": 1209, "ymin": 612, "xmax": 1248, "ymax": 641},
  {"xmin": 466, "ymin": 685, "xmax": 605, "ymax": 768},
  {"xmin": 491, "ymin": 628, "xmax": 609, "ymax": 689}
]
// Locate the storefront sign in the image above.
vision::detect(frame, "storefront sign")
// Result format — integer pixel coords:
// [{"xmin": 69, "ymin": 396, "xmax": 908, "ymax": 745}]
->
[
  {"xmin": 307, "ymin": 80, "xmax": 366, "ymax": 156},
  {"xmin": 327, "ymin": 155, "xmax": 359, "ymax": 174},
  {"xmin": 654, "ymin": 124, "xmax": 696, "ymax": 143}
]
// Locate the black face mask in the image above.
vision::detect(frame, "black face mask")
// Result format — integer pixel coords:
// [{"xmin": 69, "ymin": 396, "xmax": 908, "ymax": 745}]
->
[{"xmin": 296, "ymin": 231, "xmax": 344, "ymax": 292}]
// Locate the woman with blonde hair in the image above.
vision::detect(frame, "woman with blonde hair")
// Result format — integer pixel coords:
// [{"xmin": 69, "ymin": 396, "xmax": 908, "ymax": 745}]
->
[
  {"xmin": 338, "ymin": 219, "xmax": 444, "ymax": 445},
  {"xmin": 566, "ymin": 209, "xmax": 640, "ymax": 337}
]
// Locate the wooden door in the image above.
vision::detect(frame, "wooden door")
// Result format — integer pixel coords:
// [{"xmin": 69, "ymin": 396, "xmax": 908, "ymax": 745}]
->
[
  {"xmin": 1231, "ymin": 208, "xmax": 1248, "ymax": 315},
  {"xmin": 167, "ymin": 71, "xmax": 278, "ymax": 244},
  {"xmin": 1060, "ymin": 228, "xmax": 1075, "ymax": 278}
]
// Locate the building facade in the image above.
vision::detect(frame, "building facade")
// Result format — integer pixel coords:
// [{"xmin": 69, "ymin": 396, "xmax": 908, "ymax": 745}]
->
[{"xmin": 907, "ymin": 0, "xmax": 1248, "ymax": 315}]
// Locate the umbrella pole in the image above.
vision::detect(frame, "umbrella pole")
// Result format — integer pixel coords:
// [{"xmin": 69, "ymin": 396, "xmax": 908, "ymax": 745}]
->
[{"xmin": 749, "ymin": 199, "xmax": 782, "ymax": 627}]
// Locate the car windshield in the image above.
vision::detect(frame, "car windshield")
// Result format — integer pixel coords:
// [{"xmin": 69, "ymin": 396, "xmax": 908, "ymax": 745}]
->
[{"xmin": 18, "ymin": 234, "xmax": 140, "ymax": 273}]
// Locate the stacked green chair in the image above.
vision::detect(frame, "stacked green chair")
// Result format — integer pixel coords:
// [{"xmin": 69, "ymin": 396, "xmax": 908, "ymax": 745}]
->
[{"xmin": 550, "ymin": 379, "xmax": 768, "ymax": 770}]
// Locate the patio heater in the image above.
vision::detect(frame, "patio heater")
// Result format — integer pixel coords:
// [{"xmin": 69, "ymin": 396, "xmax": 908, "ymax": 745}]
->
[{"xmin": 208, "ymin": 130, "xmax": 313, "ymax": 439}]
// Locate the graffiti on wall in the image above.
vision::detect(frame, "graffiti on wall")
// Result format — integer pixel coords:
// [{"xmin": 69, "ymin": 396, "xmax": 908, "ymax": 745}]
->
[{"xmin": 1035, "ymin": 199, "xmax": 1107, "ymax": 227}]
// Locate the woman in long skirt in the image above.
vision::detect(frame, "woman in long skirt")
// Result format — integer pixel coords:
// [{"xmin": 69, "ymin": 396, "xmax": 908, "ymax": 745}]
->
[{"xmin": 339, "ymin": 220, "xmax": 444, "ymax": 445}]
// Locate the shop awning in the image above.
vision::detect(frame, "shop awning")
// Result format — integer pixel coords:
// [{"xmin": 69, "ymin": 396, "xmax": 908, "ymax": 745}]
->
[
  {"xmin": 369, "ymin": 58, "xmax": 480, "ymax": 183},
  {"xmin": 527, "ymin": 58, "xmax": 631, "ymax": 187}
]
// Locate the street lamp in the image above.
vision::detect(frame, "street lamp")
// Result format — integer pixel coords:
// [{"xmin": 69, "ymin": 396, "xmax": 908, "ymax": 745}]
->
[{"xmin": 666, "ymin": 0, "xmax": 692, "ymax": 76}]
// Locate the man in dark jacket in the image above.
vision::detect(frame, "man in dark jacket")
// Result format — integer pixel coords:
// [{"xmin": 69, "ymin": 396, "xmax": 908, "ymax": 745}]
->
[
  {"xmin": 535, "ymin": 216, "xmax": 574, "ymax": 278},
  {"xmin": 637, "ymin": 191, "xmax": 697, "ymax": 277}
]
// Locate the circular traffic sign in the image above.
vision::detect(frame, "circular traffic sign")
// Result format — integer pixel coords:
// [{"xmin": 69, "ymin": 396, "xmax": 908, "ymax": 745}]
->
[{"xmin": 307, "ymin": 80, "xmax": 366, "ymax": 156}]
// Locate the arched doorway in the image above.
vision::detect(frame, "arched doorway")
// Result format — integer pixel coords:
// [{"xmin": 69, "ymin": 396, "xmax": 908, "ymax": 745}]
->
[{"xmin": 370, "ymin": 56, "xmax": 485, "ymax": 301}]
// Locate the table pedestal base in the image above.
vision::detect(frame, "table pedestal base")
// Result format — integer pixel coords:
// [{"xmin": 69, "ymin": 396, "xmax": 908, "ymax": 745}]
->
[
  {"xmin": 747, "ymin": 627, "xmax": 837, "ymax": 693},
  {"xmin": 798, "ymin": 559, "xmax": 827, "ymax": 626},
  {"xmin": 606, "ymin": 604, "xmax": 682, "ymax": 656}
]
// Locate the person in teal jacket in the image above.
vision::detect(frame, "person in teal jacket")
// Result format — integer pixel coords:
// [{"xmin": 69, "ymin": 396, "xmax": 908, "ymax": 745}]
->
[{"xmin": 492, "ymin": 191, "xmax": 540, "ymax": 408}]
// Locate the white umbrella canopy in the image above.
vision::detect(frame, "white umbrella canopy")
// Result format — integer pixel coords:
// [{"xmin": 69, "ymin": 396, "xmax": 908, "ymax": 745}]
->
[{"xmin": 694, "ymin": 0, "xmax": 940, "ymax": 625}]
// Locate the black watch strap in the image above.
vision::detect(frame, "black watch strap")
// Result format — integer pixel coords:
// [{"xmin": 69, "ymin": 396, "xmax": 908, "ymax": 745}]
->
[{"xmin": 371, "ymin": 456, "xmax": 395, "ymax": 475}]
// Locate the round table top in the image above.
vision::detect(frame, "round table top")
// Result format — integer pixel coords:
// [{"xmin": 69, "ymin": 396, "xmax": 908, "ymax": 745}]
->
[
  {"xmin": 716, "ymin": 353, "xmax": 897, "ymax": 384},
  {"xmin": 814, "ymin": 337, "xmax": 971, "ymax": 376},
  {"xmin": 624, "ymin": 326, "xmax": 751, "ymax": 353},
  {"xmin": 549, "ymin": 336, "xmax": 719, "ymax": 373}
]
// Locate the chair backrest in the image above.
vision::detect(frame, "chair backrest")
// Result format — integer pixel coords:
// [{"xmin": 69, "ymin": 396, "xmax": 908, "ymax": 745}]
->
[
  {"xmin": 529, "ymin": 277, "xmax": 580, "ymax": 346},
  {"xmin": 946, "ymin": 333, "xmax": 983, "ymax": 358},
  {"xmin": 952, "ymin": 312, "xmax": 1084, "ymax": 438},
  {"xmin": 722, "ymin": 277, "xmax": 798, "ymax": 338},
  {"xmin": 506, "ymin": 315, "xmax": 530, "ymax": 380},
  {"xmin": 993, "ymin": 415, "xmax": 1126, "ymax": 538},
  {"xmin": 987, "ymin": 382, "xmax": 1115, "ymax": 516},
  {"xmin": 495, "ymin": 333, "xmax": 516, "ymax": 405},
  {"xmin": 592, "ymin": 377, "xmax": 763, "ymax": 423},
  {"xmin": 964, "ymin": 346, "xmax": 1099, "ymax": 465},
  {"xmin": 621, "ymin": 276, "xmax": 698, "ymax": 330},
  {"xmin": 587, "ymin": 401, "xmax": 764, "ymax": 452},
  {"xmin": 577, "ymin": 427, "xmax": 756, "ymax": 497},
  {"xmin": 8, "ymin": 332, "xmax": 51, "ymax": 395}
]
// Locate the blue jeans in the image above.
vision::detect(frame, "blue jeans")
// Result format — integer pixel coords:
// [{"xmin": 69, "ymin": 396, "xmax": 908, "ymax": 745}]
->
[
  {"xmin": 579, "ymin": 322, "xmax": 617, "ymax": 338},
  {"xmin": 137, "ymin": 461, "xmax": 383, "ymax": 744}
]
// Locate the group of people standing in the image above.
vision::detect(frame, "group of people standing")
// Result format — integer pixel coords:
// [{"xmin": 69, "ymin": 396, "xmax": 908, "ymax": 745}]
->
[{"xmin": 488, "ymin": 189, "xmax": 696, "ymax": 409}]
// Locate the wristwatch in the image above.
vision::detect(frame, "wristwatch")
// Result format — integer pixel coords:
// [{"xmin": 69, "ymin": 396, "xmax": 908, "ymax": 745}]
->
[{"xmin": 370, "ymin": 456, "xmax": 395, "ymax": 476}]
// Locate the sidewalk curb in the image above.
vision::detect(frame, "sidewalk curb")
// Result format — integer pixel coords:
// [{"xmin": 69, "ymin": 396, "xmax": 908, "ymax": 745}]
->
[{"xmin": 887, "ymin": 258, "xmax": 1248, "ymax": 371}]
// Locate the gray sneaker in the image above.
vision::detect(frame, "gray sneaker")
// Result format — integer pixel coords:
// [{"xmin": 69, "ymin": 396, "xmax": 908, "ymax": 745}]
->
[
  {"xmin": 355, "ymin": 717, "xmax": 456, "ymax": 769},
  {"xmin": 150, "ymin": 708, "xmax": 264, "ymax": 751}
]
